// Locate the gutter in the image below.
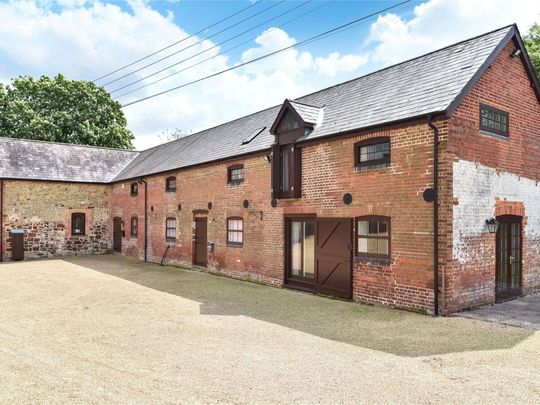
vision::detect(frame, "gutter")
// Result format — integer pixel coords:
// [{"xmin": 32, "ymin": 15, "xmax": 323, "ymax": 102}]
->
[
  {"xmin": 138, "ymin": 178, "xmax": 148, "ymax": 262},
  {"xmin": 427, "ymin": 116, "xmax": 440, "ymax": 316}
]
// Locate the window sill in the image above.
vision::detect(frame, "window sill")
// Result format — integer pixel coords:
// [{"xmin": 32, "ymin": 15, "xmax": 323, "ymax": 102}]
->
[
  {"xmin": 226, "ymin": 243, "xmax": 243, "ymax": 248},
  {"xmin": 479, "ymin": 130, "xmax": 509, "ymax": 141},
  {"xmin": 354, "ymin": 166, "xmax": 390, "ymax": 174},
  {"xmin": 227, "ymin": 181, "xmax": 244, "ymax": 187},
  {"xmin": 355, "ymin": 255, "xmax": 391, "ymax": 265},
  {"xmin": 165, "ymin": 190, "xmax": 177, "ymax": 193}
]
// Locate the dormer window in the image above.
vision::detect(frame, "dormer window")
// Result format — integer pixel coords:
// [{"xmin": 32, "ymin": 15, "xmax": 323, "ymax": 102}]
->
[
  {"xmin": 269, "ymin": 100, "xmax": 322, "ymax": 199},
  {"xmin": 277, "ymin": 110, "xmax": 301, "ymax": 133}
]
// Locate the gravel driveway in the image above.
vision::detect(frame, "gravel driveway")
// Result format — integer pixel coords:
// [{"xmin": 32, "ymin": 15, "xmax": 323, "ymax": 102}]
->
[{"xmin": 0, "ymin": 255, "xmax": 539, "ymax": 403}]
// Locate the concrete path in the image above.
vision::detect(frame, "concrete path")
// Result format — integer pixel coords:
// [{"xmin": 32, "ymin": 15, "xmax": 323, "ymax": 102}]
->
[
  {"xmin": 457, "ymin": 294, "xmax": 540, "ymax": 330},
  {"xmin": 0, "ymin": 255, "xmax": 539, "ymax": 403}
]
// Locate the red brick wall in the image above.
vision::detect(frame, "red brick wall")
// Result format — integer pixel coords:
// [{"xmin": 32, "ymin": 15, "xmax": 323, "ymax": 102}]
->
[
  {"xmin": 111, "ymin": 120, "xmax": 445, "ymax": 313},
  {"xmin": 445, "ymin": 37, "xmax": 540, "ymax": 312}
]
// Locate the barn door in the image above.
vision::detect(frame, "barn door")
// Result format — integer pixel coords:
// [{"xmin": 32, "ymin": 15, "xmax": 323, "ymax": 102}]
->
[
  {"xmin": 315, "ymin": 218, "xmax": 352, "ymax": 299},
  {"xmin": 285, "ymin": 217, "xmax": 352, "ymax": 299}
]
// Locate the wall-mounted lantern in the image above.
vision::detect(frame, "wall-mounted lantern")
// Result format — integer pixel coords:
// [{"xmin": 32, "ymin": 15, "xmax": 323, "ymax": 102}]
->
[{"xmin": 485, "ymin": 217, "xmax": 499, "ymax": 234}]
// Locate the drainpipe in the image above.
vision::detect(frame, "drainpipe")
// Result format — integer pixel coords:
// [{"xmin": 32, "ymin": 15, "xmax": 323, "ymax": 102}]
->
[
  {"xmin": 427, "ymin": 116, "xmax": 439, "ymax": 316},
  {"xmin": 138, "ymin": 178, "xmax": 148, "ymax": 262},
  {"xmin": 0, "ymin": 179, "xmax": 3, "ymax": 262}
]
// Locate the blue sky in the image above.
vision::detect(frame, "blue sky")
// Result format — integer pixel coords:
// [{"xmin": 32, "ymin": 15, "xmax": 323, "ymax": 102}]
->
[{"xmin": 0, "ymin": 0, "xmax": 538, "ymax": 149}]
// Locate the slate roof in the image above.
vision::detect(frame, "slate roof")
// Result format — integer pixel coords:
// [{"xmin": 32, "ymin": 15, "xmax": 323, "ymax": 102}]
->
[
  {"xmin": 0, "ymin": 138, "xmax": 139, "ymax": 183},
  {"xmin": 288, "ymin": 100, "xmax": 324, "ymax": 125},
  {"xmin": 0, "ymin": 25, "xmax": 527, "ymax": 183},
  {"xmin": 114, "ymin": 24, "xmax": 515, "ymax": 181}
]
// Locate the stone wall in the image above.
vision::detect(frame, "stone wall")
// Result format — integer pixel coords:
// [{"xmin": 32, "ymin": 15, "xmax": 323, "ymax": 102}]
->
[{"xmin": 1, "ymin": 180, "xmax": 111, "ymax": 260}]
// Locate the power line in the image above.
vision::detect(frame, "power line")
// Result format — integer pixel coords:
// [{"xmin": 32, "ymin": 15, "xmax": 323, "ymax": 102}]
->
[
  {"xmin": 114, "ymin": 0, "xmax": 334, "ymax": 99},
  {"xmin": 94, "ymin": 0, "xmax": 262, "ymax": 82},
  {"xmin": 121, "ymin": 0, "xmax": 412, "ymax": 108},
  {"xmin": 101, "ymin": 0, "xmax": 286, "ymax": 87},
  {"xmin": 109, "ymin": 0, "xmax": 313, "ymax": 95}
]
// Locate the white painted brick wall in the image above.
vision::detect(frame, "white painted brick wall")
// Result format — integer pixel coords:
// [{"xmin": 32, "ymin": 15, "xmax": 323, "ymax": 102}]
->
[{"xmin": 453, "ymin": 159, "xmax": 540, "ymax": 263}]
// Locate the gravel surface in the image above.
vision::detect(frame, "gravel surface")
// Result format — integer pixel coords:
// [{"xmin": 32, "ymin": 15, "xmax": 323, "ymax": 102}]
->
[{"xmin": 0, "ymin": 256, "xmax": 539, "ymax": 404}]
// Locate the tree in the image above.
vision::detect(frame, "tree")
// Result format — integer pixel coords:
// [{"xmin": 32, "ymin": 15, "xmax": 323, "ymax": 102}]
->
[
  {"xmin": 0, "ymin": 74, "xmax": 134, "ymax": 149},
  {"xmin": 524, "ymin": 23, "xmax": 540, "ymax": 80}
]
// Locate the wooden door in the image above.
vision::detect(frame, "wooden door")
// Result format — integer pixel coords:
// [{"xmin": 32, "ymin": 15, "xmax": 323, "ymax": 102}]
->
[
  {"xmin": 285, "ymin": 217, "xmax": 352, "ymax": 299},
  {"xmin": 113, "ymin": 217, "xmax": 122, "ymax": 253},
  {"xmin": 496, "ymin": 215, "xmax": 522, "ymax": 301},
  {"xmin": 194, "ymin": 217, "xmax": 208, "ymax": 267},
  {"xmin": 315, "ymin": 218, "xmax": 352, "ymax": 299}
]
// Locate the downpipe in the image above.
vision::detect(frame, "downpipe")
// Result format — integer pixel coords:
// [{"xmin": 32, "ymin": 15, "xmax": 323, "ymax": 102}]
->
[
  {"xmin": 427, "ymin": 116, "xmax": 440, "ymax": 316},
  {"xmin": 138, "ymin": 178, "xmax": 148, "ymax": 262}
]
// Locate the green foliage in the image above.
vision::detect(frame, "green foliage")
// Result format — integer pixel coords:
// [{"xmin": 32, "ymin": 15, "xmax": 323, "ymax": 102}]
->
[
  {"xmin": 0, "ymin": 74, "xmax": 134, "ymax": 149},
  {"xmin": 524, "ymin": 23, "xmax": 540, "ymax": 79}
]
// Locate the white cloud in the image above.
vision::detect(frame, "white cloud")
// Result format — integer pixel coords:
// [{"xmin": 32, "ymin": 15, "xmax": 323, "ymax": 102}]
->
[
  {"xmin": 369, "ymin": 0, "xmax": 540, "ymax": 65},
  {"xmin": 315, "ymin": 52, "xmax": 369, "ymax": 77},
  {"xmin": 1, "ymin": 0, "xmax": 536, "ymax": 150}
]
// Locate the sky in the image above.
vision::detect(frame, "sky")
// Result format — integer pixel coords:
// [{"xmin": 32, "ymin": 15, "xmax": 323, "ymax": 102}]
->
[{"xmin": 0, "ymin": 0, "xmax": 539, "ymax": 150}]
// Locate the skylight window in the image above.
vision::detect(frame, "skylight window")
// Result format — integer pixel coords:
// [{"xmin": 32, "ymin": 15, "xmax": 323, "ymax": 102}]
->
[{"xmin": 241, "ymin": 126, "xmax": 266, "ymax": 145}]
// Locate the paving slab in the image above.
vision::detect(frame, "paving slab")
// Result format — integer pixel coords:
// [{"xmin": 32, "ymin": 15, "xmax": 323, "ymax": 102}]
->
[{"xmin": 457, "ymin": 294, "xmax": 540, "ymax": 330}]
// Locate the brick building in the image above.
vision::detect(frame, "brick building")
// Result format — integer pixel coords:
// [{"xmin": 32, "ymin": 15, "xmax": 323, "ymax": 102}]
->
[{"xmin": 1, "ymin": 25, "xmax": 539, "ymax": 314}]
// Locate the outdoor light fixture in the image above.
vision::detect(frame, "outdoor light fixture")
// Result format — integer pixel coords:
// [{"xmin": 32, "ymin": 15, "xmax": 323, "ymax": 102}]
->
[
  {"xmin": 485, "ymin": 217, "xmax": 499, "ymax": 233},
  {"xmin": 264, "ymin": 154, "xmax": 272, "ymax": 163},
  {"xmin": 510, "ymin": 49, "xmax": 522, "ymax": 58}
]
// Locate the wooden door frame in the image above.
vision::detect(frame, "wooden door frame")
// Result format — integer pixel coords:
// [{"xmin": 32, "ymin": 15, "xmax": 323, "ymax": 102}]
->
[
  {"xmin": 284, "ymin": 215, "xmax": 317, "ymax": 292},
  {"xmin": 283, "ymin": 215, "xmax": 353, "ymax": 299},
  {"xmin": 495, "ymin": 215, "xmax": 523, "ymax": 301}
]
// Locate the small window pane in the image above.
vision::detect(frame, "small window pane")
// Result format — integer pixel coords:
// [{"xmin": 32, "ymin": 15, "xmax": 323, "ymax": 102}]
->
[
  {"xmin": 378, "ymin": 239, "xmax": 388, "ymax": 255},
  {"xmin": 358, "ymin": 237, "xmax": 367, "ymax": 253},
  {"xmin": 357, "ymin": 221, "xmax": 368, "ymax": 236},
  {"xmin": 379, "ymin": 221, "xmax": 388, "ymax": 236},
  {"xmin": 368, "ymin": 220, "xmax": 378, "ymax": 235},
  {"xmin": 367, "ymin": 238, "xmax": 378, "ymax": 253}
]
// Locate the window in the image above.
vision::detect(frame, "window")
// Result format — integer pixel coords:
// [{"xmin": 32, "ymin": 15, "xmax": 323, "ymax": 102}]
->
[
  {"xmin": 130, "ymin": 182, "xmax": 138, "ymax": 196},
  {"xmin": 228, "ymin": 165, "xmax": 244, "ymax": 184},
  {"xmin": 480, "ymin": 104, "xmax": 509, "ymax": 137},
  {"xmin": 355, "ymin": 138, "xmax": 390, "ymax": 172},
  {"xmin": 166, "ymin": 176, "xmax": 176, "ymax": 192},
  {"xmin": 166, "ymin": 217, "xmax": 176, "ymax": 240},
  {"xmin": 356, "ymin": 216, "xmax": 390, "ymax": 258},
  {"xmin": 130, "ymin": 217, "xmax": 138, "ymax": 237},
  {"xmin": 71, "ymin": 213, "xmax": 86, "ymax": 236},
  {"xmin": 227, "ymin": 217, "xmax": 243, "ymax": 247},
  {"xmin": 288, "ymin": 218, "xmax": 315, "ymax": 280}
]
